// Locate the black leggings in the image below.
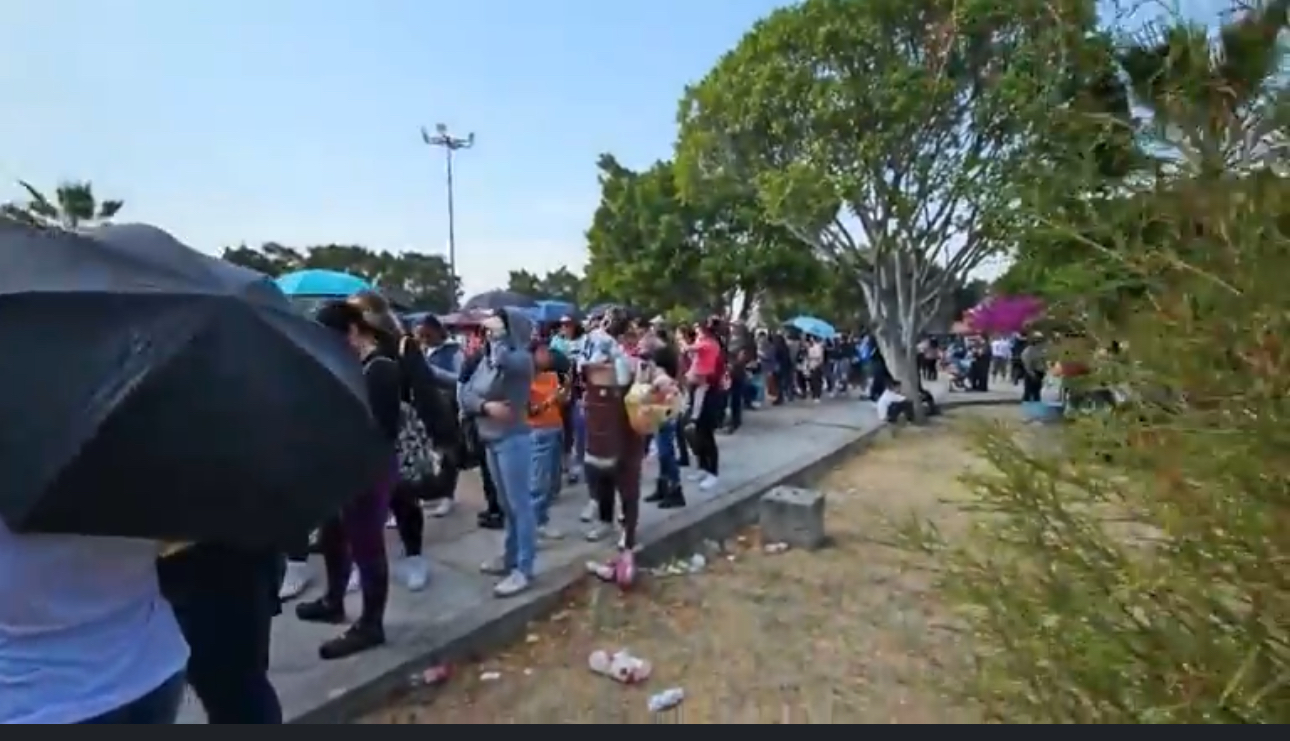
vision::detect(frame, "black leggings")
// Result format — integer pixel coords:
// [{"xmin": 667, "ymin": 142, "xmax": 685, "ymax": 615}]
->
[
  {"xmin": 480, "ymin": 455, "xmax": 502, "ymax": 515},
  {"xmin": 285, "ymin": 532, "xmax": 311, "ymax": 564},
  {"xmin": 686, "ymin": 389, "xmax": 721, "ymax": 476},
  {"xmin": 389, "ymin": 483, "xmax": 423, "ymax": 558},
  {"xmin": 1022, "ymin": 372, "xmax": 1045, "ymax": 402}
]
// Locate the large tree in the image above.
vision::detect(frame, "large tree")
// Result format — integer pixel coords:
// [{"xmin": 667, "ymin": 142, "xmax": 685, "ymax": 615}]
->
[
  {"xmin": 2, "ymin": 180, "xmax": 124, "ymax": 230},
  {"xmin": 583, "ymin": 155, "xmax": 706, "ymax": 316},
  {"xmin": 506, "ymin": 266, "xmax": 584, "ymax": 304},
  {"xmin": 675, "ymin": 0, "xmax": 1089, "ymax": 397},
  {"xmin": 221, "ymin": 243, "xmax": 459, "ymax": 313},
  {"xmin": 584, "ymin": 153, "xmax": 819, "ymax": 319}
]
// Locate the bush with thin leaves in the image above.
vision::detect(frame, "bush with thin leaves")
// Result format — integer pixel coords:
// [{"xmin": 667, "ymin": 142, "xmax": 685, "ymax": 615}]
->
[{"xmin": 904, "ymin": 1, "xmax": 1290, "ymax": 724}]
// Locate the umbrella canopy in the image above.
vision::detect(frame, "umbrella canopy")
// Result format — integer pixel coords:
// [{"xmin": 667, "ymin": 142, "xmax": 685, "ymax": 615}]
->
[
  {"xmin": 786, "ymin": 315, "xmax": 837, "ymax": 339},
  {"xmin": 275, "ymin": 269, "xmax": 370, "ymax": 297},
  {"xmin": 0, "ymin": 222, "xmax": 391, "ymax": 546},
  {"xmin": 533, "ymin": 299, "xmax": 577, "ymax": 324},
  {"xmin": 462, "ymin": 290, "xmax": 536, "ymax": 311},
  {"xmin": 439, "ymin": 309, "xmax": 487, "ymax": 328}
]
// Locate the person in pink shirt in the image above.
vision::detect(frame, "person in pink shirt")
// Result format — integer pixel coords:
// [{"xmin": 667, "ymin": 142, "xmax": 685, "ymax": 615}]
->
[{"xmin": 683, "ymin": 319, "xmax": 724, "ymax": 491}]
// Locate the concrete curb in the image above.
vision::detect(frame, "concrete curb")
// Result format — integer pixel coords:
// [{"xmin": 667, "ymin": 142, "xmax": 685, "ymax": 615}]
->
[{"xmin": 294, "ymin": 396, "xmax": 1016, "ymax": 724}]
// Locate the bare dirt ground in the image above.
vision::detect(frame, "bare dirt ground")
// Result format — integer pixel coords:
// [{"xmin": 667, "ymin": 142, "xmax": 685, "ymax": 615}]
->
[{"xmin": 365, "ymin": 407, "xmax": 1019, "ymax": 724}]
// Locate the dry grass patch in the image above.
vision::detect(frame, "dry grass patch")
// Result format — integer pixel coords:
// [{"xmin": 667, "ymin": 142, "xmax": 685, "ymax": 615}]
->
[{"xmin": 365, "ymin": 407, "xmax": 1019, "ymax": 724}]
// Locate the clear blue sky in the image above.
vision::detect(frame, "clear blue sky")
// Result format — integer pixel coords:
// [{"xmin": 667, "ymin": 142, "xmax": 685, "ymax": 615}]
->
[
  {"xmin": 2, "ymin": 0, "xmax": 1228, "ymax": 297},
  {"xmin": 0, "ymin": 0, "xmax": 783, "ymax": 296}
]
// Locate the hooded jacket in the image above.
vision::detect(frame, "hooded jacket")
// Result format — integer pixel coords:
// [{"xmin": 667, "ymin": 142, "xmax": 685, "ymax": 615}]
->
[{"xmin": 457, "ymin": 307, "xmax": 535, "ymax": 443}]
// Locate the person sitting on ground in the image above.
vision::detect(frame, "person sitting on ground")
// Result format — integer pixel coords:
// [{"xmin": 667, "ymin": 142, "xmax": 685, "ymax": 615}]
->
[{"xmin": 878, "ymin": 380, "xmax": 937, "ymax": 421}]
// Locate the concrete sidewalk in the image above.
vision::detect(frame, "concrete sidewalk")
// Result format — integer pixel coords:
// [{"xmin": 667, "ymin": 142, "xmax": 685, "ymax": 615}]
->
[{"xmin": 178, "ymin": 382, "xmax": 1020, "ymax": 724}]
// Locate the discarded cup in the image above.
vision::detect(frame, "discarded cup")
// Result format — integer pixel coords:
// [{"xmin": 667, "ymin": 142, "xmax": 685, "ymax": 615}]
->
[
  {"xmin": 589, "ymin": 649, "xmax": 652, "ymax": 684},
  {"xmin": 648, "ymin": 687, "xmax": 686, "ymax": 713}
]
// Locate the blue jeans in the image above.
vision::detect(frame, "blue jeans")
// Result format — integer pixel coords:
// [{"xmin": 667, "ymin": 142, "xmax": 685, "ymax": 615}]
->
[
  {"xmin": 80, "ymin": 672, "xmax": 185, "ymax": 723},
  {"xmin": 567, "ymin": 399, "xmax": 586, "ymax": 477},
  {"xmin": 485, "ymin": 433, "xmax": 537, "ymax": 578},
  {"xmin": 529, "ymin": 427, "xmax": 563, "ymax": 526},
  {"xmin": 655, "ymin": 419, "xmax": 681, "ymax": 484}
]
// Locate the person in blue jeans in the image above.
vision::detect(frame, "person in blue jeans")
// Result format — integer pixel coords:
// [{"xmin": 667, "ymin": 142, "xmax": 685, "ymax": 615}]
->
[
  {"xmin": 640, "ymin": 328, "xmax": 687, "ymax": 509},
  {"xmin": 528, "ymin": 343, "xmax": 567, "ymax": 540},
  {"xmin": 459, "ymin": 307, "xmax": 538, "ymax": 598}
]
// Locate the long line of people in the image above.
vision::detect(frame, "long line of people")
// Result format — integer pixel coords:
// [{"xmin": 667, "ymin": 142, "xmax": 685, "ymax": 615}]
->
[{"xmin": 1, "ymin": 294, "xmax": 752, "ymax": 724}]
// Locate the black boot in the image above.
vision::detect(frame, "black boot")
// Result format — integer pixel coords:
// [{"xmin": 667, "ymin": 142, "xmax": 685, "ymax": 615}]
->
[
  {"xmin": 318, "ymin": 621, "xmax": 386, "ymax": 661},
  {"xmin": 296, "ymin": 597, "xmax": 346, "ymax": 625},
  {"xmin": 658, "ymin": 481, "xmax": 687, "ymax": 509},
  {"xmin": 644, "ymin": 478, "xmax": 667, "ymax": 504}
]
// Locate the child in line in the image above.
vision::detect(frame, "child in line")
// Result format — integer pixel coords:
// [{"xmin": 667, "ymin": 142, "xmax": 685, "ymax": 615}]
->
[{"xmin": 529, "ymin": 344, "xmax": 567, "ymax": 541}]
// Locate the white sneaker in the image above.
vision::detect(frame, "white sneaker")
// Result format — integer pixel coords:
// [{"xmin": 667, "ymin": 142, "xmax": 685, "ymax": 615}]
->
[
  {"xmin": 538, "ymin": 524, "xmax": 564, "ymax": 541},
  {"xmin": 579, "ymin": 500, "xmax": 599, "ymax": 522},
  {"xmin": 494, "ymin": 570, "xmax": 531, "ymax": 598},
  {"xmin": 278, "ymin": 560, "xmax": 311, "ymax": 600},
  {"xmin": 401, "ymin": 555, "xmax": 430, "ymax": 591},
  {"xmin": 687, "ymin": 471, "xmax": 706, "ymax": 482},
  {"xmin": 480, "ymin": 557, "xmax": 510, "ymax": 576},
  {"xmin": 699, "ymin": 475, "xmax": 720, "ymax": 491},
  {"xmin": 346, "ymin": 566, "xmax": 360, "ymax": 594},
  {"xmin": 426, "ymin": 499, "xmax": 454, "ymax": 518},
  {"xmin": 585, "ymin": 522, "xmax": 613, "ymax": 542}
]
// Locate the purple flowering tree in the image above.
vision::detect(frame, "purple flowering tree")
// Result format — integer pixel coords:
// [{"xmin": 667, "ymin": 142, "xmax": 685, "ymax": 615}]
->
[{"xmin": 966, "ymin": 295, "xmax": 1044, "ymax": 335}]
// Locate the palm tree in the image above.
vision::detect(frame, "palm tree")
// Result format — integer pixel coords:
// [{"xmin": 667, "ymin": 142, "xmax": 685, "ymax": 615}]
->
[
  {"xmin": 1116, "ymin": 0, "xmax": 1289, "ymax": 175},
  {"xmin": 1, "ymin": 180, "xmax": 124, "ymax": 230}
]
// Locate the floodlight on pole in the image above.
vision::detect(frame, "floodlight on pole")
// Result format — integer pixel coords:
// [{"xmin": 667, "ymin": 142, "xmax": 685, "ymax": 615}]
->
[{"xmin": 420, "ymin": 123, "xmax": 475, "ymax": 310}]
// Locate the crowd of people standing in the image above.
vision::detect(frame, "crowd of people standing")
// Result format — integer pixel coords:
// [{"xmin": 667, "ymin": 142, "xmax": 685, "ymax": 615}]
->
[{"xmin": 7, "ymin": 277, "xmax": 968, "ymax": 724}]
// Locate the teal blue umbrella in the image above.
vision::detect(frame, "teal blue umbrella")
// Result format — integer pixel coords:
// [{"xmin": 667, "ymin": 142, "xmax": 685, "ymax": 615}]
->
[
  {"xmin": 786, "ymin": 315, "xmax": 837, "ymax": 339},
  {"xmin": 275, "ymin": 269, "xmax": 370, "ymax": 297}
]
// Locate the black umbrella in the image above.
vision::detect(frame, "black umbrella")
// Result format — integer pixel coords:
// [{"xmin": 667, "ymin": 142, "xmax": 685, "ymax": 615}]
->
[
  {"xmin": 0, "ymin": 221, "xmax": 391, "ymax": 547},
  {"xmin": 462, "ymin": 289, "xmax": 537, "ymax": 311}
]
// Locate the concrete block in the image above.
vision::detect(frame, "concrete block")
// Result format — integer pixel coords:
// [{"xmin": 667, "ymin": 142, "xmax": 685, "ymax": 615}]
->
[{"xmin": 758, "ymin": 486, "xmax": 827, "ymax": 550}]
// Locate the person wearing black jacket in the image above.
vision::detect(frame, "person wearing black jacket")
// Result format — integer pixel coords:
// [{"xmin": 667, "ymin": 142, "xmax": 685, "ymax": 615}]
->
[
  {"xmin": 459, "ymin": 336, "xmax": 506, "ymax": 529},
  {"xmin": 295, "ymin": 300, "xmax": 401, "ymax": 660},
  {"xmin": 345, "ymin": 293, "xmax": 455, "ymax": 593}
]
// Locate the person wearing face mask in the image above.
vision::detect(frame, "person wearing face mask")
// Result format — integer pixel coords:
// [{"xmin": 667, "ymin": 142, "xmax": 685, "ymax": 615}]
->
[{"xmin": 458, "ymin": 308, "xmax": 538, "ymax": 597}]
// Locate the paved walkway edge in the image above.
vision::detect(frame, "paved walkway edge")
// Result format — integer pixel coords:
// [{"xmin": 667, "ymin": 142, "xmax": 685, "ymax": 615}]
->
[{"xmin": 295, "ymin": 396, "xmax": 1015, "ymax": 724}]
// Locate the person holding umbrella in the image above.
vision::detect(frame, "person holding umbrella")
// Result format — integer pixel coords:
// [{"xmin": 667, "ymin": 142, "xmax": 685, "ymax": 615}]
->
[{"xmin": 295, "ymin": 300, "xmax": 401, "ymax": 659}]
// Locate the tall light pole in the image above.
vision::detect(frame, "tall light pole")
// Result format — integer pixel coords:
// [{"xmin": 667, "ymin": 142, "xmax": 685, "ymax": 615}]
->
[{"xmin": 421, "ymin": 123, "xmax": 475, "ymax": 310}]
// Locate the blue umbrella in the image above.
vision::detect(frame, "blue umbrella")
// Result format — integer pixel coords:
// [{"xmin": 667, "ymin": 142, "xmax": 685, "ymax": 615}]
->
[
  {"xmin": 786, "ymin": 315, "xmax": 837, "ymax": 339},
  {"xmin": 533, "ymin": 299, "xmax": 577, "ymax": 323},
  {"xmin": 463, "ymin": 290, "xmax": 537, "ymax": 311},
  {"xmin": 275, "ymin": 269, "xmax": 371, "ymax": 298}
]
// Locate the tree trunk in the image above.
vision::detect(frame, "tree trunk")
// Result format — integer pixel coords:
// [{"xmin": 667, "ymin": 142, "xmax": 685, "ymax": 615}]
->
[{"xmin": 873, "ymin": 319, "xmax": 927, "ymax": 423}]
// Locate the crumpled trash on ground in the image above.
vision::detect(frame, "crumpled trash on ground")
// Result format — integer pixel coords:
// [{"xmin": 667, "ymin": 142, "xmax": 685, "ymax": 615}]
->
[
  {"xmin": 763, "ymin": 542, "xmax": 790, "ymax": 554},
  {"xmin": 586, "ymin": 550, "xmax": 637, "ymax": 587},
  {"xmin": 588, "ymin": 648, "xmax": 652, "ymax": 684},
  {"xmin": 650, "ymin": 552, "xmax": 709, "ymax": 577},
  {"xmin": 648, "ymin": 687, "xmax": 686, "ymax": 713},
  {"xmin": 408, "ymin": 664, "xmax": 452, "ymax": 688}
]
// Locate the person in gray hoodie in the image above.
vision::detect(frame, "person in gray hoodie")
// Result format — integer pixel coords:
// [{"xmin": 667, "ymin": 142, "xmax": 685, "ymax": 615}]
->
[{"xmin": 457, "ymin": 307, "xmax": 538, "ymax": 597}]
